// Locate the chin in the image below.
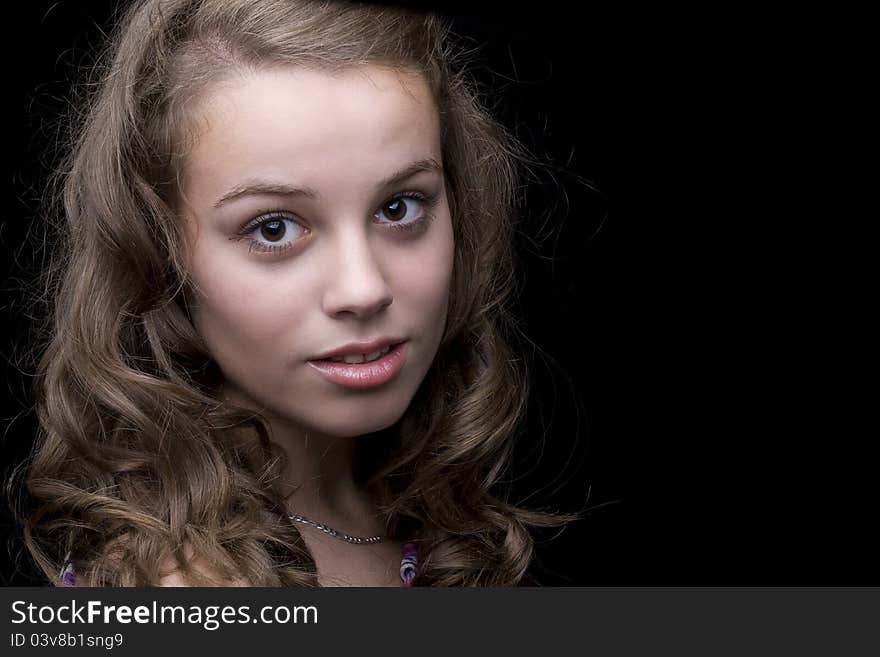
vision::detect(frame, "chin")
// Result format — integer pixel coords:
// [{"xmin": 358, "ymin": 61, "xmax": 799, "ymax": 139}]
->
[{"xmin": 320, "ymin": 405, "xmax": 408, "ymax": 438}]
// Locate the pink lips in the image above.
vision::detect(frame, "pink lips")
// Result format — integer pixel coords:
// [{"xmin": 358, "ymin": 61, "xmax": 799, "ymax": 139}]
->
[{"xmin": 307, "ymin": 341, "xmax": 408, "ymax": 389}]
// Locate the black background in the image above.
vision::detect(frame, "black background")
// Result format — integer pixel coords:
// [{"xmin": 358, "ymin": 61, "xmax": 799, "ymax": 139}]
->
[{"xmin": 1, "ymin": 2, "xmax": 874, "ymax": 585}]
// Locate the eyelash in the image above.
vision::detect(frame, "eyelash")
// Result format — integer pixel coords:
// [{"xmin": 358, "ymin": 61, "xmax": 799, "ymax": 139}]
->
[{"xmin": 231, "ymin": 190, "xmax": 439, "ymax": 256}]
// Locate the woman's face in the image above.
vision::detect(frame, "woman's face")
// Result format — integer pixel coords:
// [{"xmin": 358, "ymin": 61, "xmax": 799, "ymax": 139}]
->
[{"xmin": 178, "ymin": 65, "xmax": 454, "ymax": 438}]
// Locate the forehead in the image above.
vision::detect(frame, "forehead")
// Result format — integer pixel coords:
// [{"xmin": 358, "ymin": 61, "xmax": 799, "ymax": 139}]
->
[{"xmin": 180, "ymin": 65, "xmax": 440, "ymax": 198}]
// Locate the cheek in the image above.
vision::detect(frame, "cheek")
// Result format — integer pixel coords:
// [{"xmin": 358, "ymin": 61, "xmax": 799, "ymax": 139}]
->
[
  {"xmin": 392, "ymin": 214, "xmax": 455, "ymax": 313},
  {"xmin": 187, "ymin": 248, "xmax": 299, "ymax": 356}
]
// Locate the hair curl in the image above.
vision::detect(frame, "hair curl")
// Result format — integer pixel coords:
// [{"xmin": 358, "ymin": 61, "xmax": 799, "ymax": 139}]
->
[{"xmin": 14, "ymin": 0, "xmax": 580, "ymax": 586}]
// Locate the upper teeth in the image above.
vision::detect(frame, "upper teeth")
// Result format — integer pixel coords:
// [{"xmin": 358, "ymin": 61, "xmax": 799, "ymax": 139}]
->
[{"xmin": 329, "ymin": 345, "xmax": 392, "ymax": 363}]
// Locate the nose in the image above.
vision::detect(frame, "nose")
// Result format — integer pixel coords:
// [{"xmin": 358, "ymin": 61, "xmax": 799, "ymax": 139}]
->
[{"xmin": 321, "ymin": 228, "xmax": 393, "ymax": 318}]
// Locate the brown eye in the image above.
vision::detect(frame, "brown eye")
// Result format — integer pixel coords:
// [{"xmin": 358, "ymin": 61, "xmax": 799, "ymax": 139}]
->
[
  {"xmin": 374, "ymin": 192, "xmax": 437, "ymax": 232},
  {"xmin": 259, "ymin": 220, "xmax": 286, "ymax": 241},
  {"xmin": 235, "ymin": 213, "xmax": 304, "ymax": 255},
  {"xmin": 384, "ymin": 198, "xmax": 407, "ymax": 222}
]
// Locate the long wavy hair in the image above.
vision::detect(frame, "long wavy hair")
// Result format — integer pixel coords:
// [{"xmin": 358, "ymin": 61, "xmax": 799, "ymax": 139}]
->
[{"xmin": 15, "ymin": 0, "xmax": 580, "ymax": 586}]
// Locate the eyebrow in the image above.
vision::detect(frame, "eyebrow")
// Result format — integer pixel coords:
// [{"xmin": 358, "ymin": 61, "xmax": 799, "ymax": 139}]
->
[{"xmin": 212, "ymin": 157, "xmax": 444, "ymax": 209}]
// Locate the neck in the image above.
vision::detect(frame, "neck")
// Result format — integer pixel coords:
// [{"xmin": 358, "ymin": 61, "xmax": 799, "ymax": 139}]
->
[
  {"xmin": 277, "ymin": 432, "xmax": 383, "ymax": 536},
  {"xmin": 220, "ymin": 384, "xmax": 385, "ymax": 537}
]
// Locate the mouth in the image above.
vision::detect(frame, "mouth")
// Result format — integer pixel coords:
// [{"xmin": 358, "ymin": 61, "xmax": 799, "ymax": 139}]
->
[
  {"xmin": 307, "ymin": 341, "xmax": 409, "ymax": 389},
  {"xmin": 311, "ymin": 340, "xmax": 408, "ymax": 364}
]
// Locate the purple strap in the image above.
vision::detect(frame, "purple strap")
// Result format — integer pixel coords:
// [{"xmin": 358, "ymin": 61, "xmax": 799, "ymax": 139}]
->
[{"xmin": 400, "ymin": 541, "xmax": 418, "ymax": 587}]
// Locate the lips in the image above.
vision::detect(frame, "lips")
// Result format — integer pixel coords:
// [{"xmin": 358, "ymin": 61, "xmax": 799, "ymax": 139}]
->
[
  {"xmin": 307, "ymin": 341, "xmax": 408, "ymax": 389},
  {"xmin": 316, "ymin": 342, "xmax": 395, "ymax": 363},
  {"xmin": 311, "ymin": 337, "xmax": 407, "ymax": 361}
]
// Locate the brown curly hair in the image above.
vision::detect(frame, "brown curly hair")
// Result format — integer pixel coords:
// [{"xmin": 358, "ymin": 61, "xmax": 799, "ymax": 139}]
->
[{"xmin": 15, "ymin": 0, "xmax": 580, "ymax": 586}]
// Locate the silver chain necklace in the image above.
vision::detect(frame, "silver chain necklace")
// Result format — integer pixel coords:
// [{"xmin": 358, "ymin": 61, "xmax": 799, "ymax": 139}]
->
[{"xmin": 289, "ymin": 513, "xmax": 385, "ymax": 545}]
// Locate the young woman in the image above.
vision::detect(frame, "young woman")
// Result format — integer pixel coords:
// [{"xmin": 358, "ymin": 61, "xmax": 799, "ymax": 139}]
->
[{"xmin": 21, "ymin": 0, "xmax": 579, "ymax": 587}]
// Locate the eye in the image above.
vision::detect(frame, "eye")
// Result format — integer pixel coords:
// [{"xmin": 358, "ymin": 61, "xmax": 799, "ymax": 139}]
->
[
  {"xmin": 234, "ymin": 212, "xmax": 305, "ymax": 255},
  {"xmin": 375, "ymin": 191, "xmax": 438, "ymax": 232}
]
